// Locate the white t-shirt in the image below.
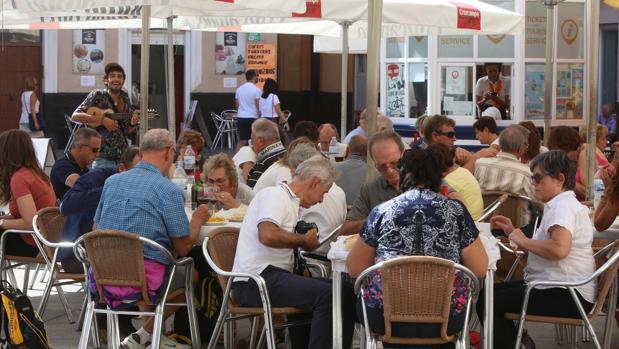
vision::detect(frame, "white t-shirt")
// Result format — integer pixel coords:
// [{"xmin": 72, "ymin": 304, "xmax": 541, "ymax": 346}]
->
[
  {"xmin": 474, "ymin": 76, "xmax": 510, "ymax": 107},
  {"xmin": 252, "ymin": 162, "xmax": 293, "ymax": 193},
  {"xmin": 301, "ymin": 183, "xmax": 347, "ymax": 255},
  {"xmin": 259, "ymin": 93, "xmax": 281, "ymax": 118},
  {"xmin": 232, "ymin": 183, "xmax": 300, "ymax": 279},
  {"xmin": 236, "ymin": 182, "xmax": 255, "ymax": 205},
  {"xmin": 232, "ymin": 146, "xmax": 257, "ymax": 184},
  {"xmin": 235, "ymin": 82, "xmax": 261, "ymax": 118},
  {"xmin": 524, "ymin": 191, "xmax": 597, "ymax": 303},
  {"xmin": 20, "ymin": 91, "xmax": 40, "ymax": 124}
]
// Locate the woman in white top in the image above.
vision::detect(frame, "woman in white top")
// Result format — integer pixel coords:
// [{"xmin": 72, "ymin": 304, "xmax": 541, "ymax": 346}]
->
[
  {"xmin": 484, "ymin": 150, "xmax": 596, "ymax": 348},
  {"xmin": 258, "ymin": 78, "xmax": 286, "ymax": 124},
  {"xmin": 19, "ymin": 77, "xmax": 44, "ymax": 138}
]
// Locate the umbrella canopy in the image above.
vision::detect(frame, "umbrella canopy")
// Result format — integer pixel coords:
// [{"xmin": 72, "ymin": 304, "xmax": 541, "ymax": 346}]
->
[
  {"xmin": 184, "ymin": 0, "xmax": 524, "ymax": 37},
  {"xmin": 182, "ymin": 0, "xmax": 523, "ymax": 136},
  {"xmin": 9, "ymin": 0, "xmax": 306, "ymax": 16}
]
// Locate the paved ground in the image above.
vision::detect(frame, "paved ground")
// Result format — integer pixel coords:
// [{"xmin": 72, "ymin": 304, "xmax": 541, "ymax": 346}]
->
[{"xmin": 5, "ymin": 266, "xmax": 616, "ymax": 349}]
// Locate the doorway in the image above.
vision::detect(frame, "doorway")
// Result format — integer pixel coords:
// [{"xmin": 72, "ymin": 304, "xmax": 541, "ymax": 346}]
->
[
  {"xmin": 131, "ymin": 34, "xmax": 184, "ymax": 137},
  {"xmin": 0, "ymin": 30, "xmax": 42, "ymax": 132}
]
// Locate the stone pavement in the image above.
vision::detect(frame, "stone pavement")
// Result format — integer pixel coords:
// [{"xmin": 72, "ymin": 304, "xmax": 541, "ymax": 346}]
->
[{"xmin": 8, "ymin": 266, "xmax": 619, "ymax": 348}]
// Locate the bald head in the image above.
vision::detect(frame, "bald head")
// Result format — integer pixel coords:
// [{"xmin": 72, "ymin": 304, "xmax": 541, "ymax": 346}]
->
[
  {"xmin": 347, "ymin": 135, "xmax": 368, "ymax": 160},
  {"xmin": 499, "ymin": 125, "xmax": 529, "ymax": 155}
]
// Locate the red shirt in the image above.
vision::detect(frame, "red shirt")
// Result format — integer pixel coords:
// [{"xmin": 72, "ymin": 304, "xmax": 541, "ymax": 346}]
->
[{"xmin": 9, "ymin": 167, "xmax": 57, "ymax": 246}]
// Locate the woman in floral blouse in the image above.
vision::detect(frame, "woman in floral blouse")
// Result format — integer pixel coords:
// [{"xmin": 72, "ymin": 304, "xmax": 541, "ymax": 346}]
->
[{"xmin": 347, "ymin": 147, "xmax": 488, "ymax": 348}]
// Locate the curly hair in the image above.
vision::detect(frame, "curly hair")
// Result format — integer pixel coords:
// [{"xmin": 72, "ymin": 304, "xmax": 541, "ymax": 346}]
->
[
  {"xmin": 398, "ymin": 147, "xmax": 447, "ymax": 193},
  {"xmin": 0, "ymin": 129, "xmax": 50, "ymax": 204},
  {"xmin": 203, "ymin": 153, "xmax": 238, "ymax": 186}
]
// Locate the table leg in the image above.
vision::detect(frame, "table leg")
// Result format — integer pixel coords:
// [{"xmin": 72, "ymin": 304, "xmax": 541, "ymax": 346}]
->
[
  {"xmin": 333, "ymin": 270, "xmax": 342, "ymax": 349},
  {"xmin": 483, "ymin": 269, "xmax": 494, "ymax": 349}
]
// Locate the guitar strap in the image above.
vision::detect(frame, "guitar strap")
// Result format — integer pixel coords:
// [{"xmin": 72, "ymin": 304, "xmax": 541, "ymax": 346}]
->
[{"xmin": 102, "ymin": 88, "xmax": 119, "ymax": 113}]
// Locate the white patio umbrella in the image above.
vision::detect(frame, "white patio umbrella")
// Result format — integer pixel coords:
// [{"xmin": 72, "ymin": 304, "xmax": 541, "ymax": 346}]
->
[
  {"xmin": 183, "ymin": 0, "xmax": 524, "ymax": 137},
  {"xmin": 3, "ymin": 0, "xmax": 307, "ymax": 139}
]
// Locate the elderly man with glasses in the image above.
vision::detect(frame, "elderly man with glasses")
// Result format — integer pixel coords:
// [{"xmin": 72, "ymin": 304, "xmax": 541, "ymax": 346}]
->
[{"xmin": 50, "ymin": 127, "xmax": 101, "ymax": 201}]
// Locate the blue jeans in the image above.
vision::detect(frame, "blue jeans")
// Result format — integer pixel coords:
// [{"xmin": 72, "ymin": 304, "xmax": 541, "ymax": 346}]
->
[{"xmin": 92, "ymin": 157, "xmax": 119, "ymax": 170}]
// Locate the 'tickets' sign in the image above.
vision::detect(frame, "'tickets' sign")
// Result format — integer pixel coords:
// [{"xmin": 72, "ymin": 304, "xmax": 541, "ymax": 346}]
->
[
  {"xmin": 246, "ymin": 43, "xmax": 277, "ymax": 89},
  {"xmin": 450, "ymin": 2, "xmax": 481, "ymax": 30}
]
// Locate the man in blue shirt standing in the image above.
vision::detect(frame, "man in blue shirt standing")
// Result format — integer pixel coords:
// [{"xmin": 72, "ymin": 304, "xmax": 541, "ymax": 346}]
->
[
  {"xmin": 94, "ymin": 129, "xmax": 210, "ymax": 349},
  {"xmin": 597, "ymin": 103, "xmax": 617, "ymax": 143}
]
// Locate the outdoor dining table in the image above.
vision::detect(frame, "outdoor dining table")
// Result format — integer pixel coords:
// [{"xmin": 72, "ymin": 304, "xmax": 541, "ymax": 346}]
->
[
  {"xmin": 327, "ymin": 222, "xmax": 501, "ymax": 349},
  {"xmin": 184, "ymin": 206, "xmax": 243, "ymax": 243}
]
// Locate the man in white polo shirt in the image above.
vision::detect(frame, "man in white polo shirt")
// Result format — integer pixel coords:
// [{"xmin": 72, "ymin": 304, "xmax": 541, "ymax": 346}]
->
[
  {"xmin": 231, "ymin": 155, "xmax": 355, "ymax": 349},
  {"xmin": 235, "ymin": 69, "xmax": 262, "ymax": 149}
]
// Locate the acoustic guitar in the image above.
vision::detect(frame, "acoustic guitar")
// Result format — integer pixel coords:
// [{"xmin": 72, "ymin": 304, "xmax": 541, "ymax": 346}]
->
[{"xmin": 86, "ymin": 106, "xmax": 159, "ymax": 128}]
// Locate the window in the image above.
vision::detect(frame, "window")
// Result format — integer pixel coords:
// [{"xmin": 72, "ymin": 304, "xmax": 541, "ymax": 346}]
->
[
  {"xmin": 440, "ymin": 65, "xmax": 475, "ymax": 117},
  {"xmin": 437, "ymin": 35, "xmax": 474, "ymax": 58}
]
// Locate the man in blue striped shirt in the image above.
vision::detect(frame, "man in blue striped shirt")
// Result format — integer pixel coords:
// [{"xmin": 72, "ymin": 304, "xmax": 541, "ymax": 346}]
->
[{"xmin": 95, "ymin": 129, "xmax": 210, "ymax": 349}]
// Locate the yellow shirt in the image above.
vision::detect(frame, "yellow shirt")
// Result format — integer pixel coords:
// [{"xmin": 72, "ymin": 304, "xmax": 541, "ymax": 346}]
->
[{"xmin": 445, "ymin": 167, "xmax": 484, "ymax": 220}]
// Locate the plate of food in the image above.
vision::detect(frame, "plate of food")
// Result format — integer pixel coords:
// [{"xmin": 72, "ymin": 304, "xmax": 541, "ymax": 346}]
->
[
  {"xmin": 205, "ymin": 217, "xmax": 229, "ymax": 226},
  {"xmin": 220, "ymin": 206, "xmax": 247, "ymax": 222}
]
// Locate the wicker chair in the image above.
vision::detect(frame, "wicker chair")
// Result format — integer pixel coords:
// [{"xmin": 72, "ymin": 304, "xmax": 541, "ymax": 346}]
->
[
  {"xmin": 354, "ymin": 256, "xmax": 480, "ymax": 348},
  {"xmin": 505, "ymin": 240, "xmax": 619, "ymax": 349},
  {"xmin": 202, "ymin": 227, "xmax": 312, "ymax": 349},
  {"xmin": 73, "ymin": 230, "xmax": 201, "ymax": 349},
  {"xmin": 31, "ymin": 207, "xmax": 85, "ymax": 323},
  {"xmin": 481, "ymin": 191, "xmax": 543, "ymax": 229}
]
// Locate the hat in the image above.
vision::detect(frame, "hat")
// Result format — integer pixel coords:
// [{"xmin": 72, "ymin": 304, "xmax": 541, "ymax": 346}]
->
[
  {"xmin": 104, "ymin": 62, "xmax": 126, "ymax": 78},
  {"xmin": 481, "ymin": 106, "xmax": 501, "ymax": 120}
]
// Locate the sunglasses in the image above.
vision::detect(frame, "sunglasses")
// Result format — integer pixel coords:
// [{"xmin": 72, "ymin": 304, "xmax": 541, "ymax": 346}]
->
[
  {"xmin": 531, "ymin": 172, "xmax": 549, "ymax": 184},
  {"xmin": 79, "ymin": 144, "xmax": 100, "ymax": 153},
  {"xmin": 435, "ymin": 130, "xmax": 456, "ymax": 138}
]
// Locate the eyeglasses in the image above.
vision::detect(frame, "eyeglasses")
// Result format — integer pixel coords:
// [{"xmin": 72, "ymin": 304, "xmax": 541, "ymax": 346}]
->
[
  {"xmin": 531, "ymin": 172, "xmax": 549, "ymax": 184},
  {"xmin": 79, "ymin": 144, "xmax": 100, "ymax": 153},
  {"xmin": 207, "ymin": 178, "xmax": 228, "ymax": 185},
  {"xmin": 435, "ymin": 130, "xmax": 456, "ymax": 138},
  {"xmin": 376, "ymin": 160, "xmax": 399, "ymax": 173}
]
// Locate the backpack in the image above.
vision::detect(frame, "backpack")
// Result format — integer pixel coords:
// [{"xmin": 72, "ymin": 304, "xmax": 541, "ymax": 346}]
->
[
  {"xmin": 172, "ymin": 274, "xmax": 222, "ymax": 345},
  {"xmin": 0, "ymin": 281, "xmax": 51, "ymax": 349}
]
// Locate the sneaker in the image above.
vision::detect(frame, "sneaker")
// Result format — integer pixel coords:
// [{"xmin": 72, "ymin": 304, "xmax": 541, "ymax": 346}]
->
[
  {"xmin": 120, "ymin": 333, "xmax": 147, "ymax": 349},
  {"xmin": 520, "ymin": 330, "xmax": 536, "ymax": 349},
  {"xmin": 146, "ymin": 335, "xmax": 191, "ymax": 349}
]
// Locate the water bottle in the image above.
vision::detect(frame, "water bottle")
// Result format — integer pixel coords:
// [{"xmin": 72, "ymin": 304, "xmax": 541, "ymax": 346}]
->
[
  {"xmin": 593, "ymin": 169, "xmax": 605, "ymax": 210},
  {"xmin": 183, "ymin": 145, "xmax": 196, "ymax": 177},
  {"xmin": 172, "ymin": 161, "xmax": 187, "ymax": 189},
  {"xmin": 328, "ymin": 136, "xmax": 339, "ymax": 161}
]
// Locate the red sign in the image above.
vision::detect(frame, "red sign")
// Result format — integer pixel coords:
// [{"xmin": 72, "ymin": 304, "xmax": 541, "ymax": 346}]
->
[
  {"xmin": 387, "ymin": 64, "xmax": 400, "ymax": 79},
  {"xmin": 215, "ymin": 0, "xmax": 234, "ymax": 3},
  {"xmin": 292, "ymin": 0, "xmax": 323, "ymax": 18},
  {"xmin": 450, "ymin": 2, "xmax": 481, "ymax": 30}
]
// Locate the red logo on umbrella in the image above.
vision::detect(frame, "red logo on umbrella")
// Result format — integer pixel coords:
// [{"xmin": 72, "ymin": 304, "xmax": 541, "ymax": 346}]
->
[
  {"xmin": 450, "ymin": 2, "xmax": 481, "ymax": 30},
  {"xmin": 387, "ymin": 64, "xmax": 400, "ymax": 79},
  {"xmin": 293, "ymin": 0, "xmax": 323, "ymax": 18}
]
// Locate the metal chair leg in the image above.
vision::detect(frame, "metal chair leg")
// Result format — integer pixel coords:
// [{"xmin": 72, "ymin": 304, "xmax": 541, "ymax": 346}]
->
[
  {"xmin": 249, "ymin": 317, "xmax": 259, "ymax": 349},
  {"xmin": 55, "ymin": 285, "xmax": 75, "ymax": 323},
  {"xmin": 582, "ymin": 325, "xmax": 591, "ymax": 342},
  {"xmin": 207, "ymin": 307, "xmax": 228, "ymax": 349},
  {"xmin": 77, "ymin": 291, "xmax": 88, "ymax": 331},
  {"xmin": 22, "ymin": 263, "xmax": 30, "ymax": 295},
  {"xmin": 555, "ymin": 324, "xmax": 564, "ymax": 345},
  {"xmin": 150, "ymin": 302, "xmax": 166, "ymax": 349},
  {"xmin": 77, "ymin": 301, "xmax": 95, "ymax": 349},
  {"xmin": 29, "ymin": 264, "xmax": 41, "ymax": 289}
]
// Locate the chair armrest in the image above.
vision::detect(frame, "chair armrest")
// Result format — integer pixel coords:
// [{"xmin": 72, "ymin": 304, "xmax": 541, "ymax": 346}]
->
[
  {"xmin": 496, "ymin": 240, "xmax": 526, "ymax": 257},
  {"xmin": 526, "ymin": 249, "xmax": 619, "ymax": 290},
  {"xmin": 476, "ymin": 194, "xmax": 508, "ymax": 222},
  {"xmin": 305, "ymin": 260, "xmax": 327, "ymax": 278}
]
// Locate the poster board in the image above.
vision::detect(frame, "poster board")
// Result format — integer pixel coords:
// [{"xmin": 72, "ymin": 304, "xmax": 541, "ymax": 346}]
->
[
  {"xmin": 215, "ymin": 32, "xmax": 246, "ymax": 75},
  {"xmin": 32, "ymin": 138, "xmax": 56, "ymax": 175},
  {"xmin": 245, "ymin": 43, "xmax": 277, "ymax": 89},
  {"xmin": 73, "ymin": 29, "xmax": 105, "ymax": 74}
]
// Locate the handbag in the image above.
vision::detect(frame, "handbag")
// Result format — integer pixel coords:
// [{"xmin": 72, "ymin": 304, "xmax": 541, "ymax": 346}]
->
[
  {"xmin": 272, "ymin": 94, "xmax": 290, "ymax": 132},
  {"xmin": 23, "ymin": 92, "xmax": 45, "ymax": 131}
]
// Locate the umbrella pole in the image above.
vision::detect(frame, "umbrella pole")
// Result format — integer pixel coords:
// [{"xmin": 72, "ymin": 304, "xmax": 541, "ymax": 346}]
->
[
  {"xmin": 167, "ymin": 16, "xmax": 176, "ymax": 139},
  {"xmin": 139, "ymin": 5, "xmax": 151, "ymax": 142},
  {"xmin": 543, "ymin": 4, "xmax": 553, "ymax": 146},
  {"xmin": 585, "ymin": 0, "xmax": 600, "ymax": 200},
  {"xmin": 340, "ymin": 21, "xmax": 350, "ymax": 137},
  {"xmin": 366, "ymin": 0, "xmax": 382, "ymax": 179}
]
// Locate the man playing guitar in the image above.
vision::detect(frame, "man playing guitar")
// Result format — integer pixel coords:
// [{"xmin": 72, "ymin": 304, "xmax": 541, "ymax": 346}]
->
[{"xmin": 72, "ymin": 62, "xmax": 140, "ymax": 169}]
